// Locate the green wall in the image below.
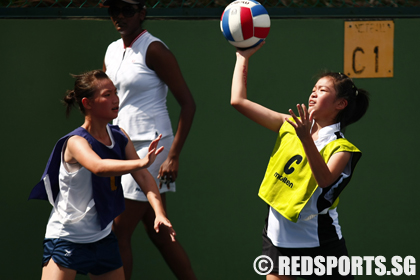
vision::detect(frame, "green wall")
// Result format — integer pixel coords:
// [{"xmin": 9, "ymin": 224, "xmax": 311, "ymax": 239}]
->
[{"xmin": 1, "ymin": 17, "xmax": 419, "ymax": 279}]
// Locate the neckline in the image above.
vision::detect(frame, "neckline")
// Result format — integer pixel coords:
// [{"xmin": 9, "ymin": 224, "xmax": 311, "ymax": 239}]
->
[
  {"xmin": 79, "ymin": 125, "xmax": 115, "ymax": 148},
  {"xmin": 124, "ymin": 29, "xmax": 147, "ymax": 49}
]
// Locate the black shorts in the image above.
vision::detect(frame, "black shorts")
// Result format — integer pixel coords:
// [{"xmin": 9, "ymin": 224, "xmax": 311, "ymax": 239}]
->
[
  {"xmin": 262, "ymin": 226, "xmax": 354, "ymax": 279},
  {"xmin": 43, "ymin": 232, "xmax": 122, "ymax": 275}
]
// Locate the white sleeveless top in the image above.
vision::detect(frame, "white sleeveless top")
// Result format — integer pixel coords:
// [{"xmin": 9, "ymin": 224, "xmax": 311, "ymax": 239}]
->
[
  {"xmin": 45, "ymin": 134, "xmax": 113, "ymax": 243},
  {"xmin": 105, "ymin": 30, "xmax": 173, "ymax": 141}
]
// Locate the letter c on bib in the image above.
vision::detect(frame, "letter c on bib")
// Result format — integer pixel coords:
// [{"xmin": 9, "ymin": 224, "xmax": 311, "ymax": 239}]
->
[{"xmin": 284, "ymin": 155, "xmax": 303, "ymax": 175}]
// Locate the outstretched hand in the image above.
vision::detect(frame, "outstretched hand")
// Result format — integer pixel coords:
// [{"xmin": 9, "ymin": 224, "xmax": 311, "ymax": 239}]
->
[
  {"xmin": 286, "ymin": 104, "xmax": 314, "ymax": 140},
  {"xmin": 154, "ymin": 215, "xmax": 176, "ymax": 242},
  {"xmin": 143, "ymin": 134, "xmax": 164, "ymax": 168}
]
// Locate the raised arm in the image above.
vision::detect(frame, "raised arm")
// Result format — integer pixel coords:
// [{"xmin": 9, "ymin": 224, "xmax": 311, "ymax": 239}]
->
[{"xmin": 231, "ymin": 43, "xmax": 289, "ymax": 133}]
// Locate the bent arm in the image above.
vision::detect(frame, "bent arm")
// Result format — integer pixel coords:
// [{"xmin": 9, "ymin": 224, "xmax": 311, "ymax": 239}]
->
[
  {"xmin": 65, "ymin": 134, "xmax": 161, "ymax": 177},
  {"xmin": 302, "ymin": 137, "xmax": 352, "ymax": 188},
  {"xmin": 146, "ymin": 41, "xmax": 196, "ymax": 180},
  {"xmin": 287, "ymin": 105, "xmax": 352, "ymax": 188},
  {"xmin": 231, "ymin": 45, "xmax": 289, "ymax": 132}
]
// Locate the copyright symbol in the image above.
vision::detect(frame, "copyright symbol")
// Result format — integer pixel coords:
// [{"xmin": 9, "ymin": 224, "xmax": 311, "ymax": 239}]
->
[{"xmin": 253, "ymin": 255, "xmax": 273, "ymax": 275}]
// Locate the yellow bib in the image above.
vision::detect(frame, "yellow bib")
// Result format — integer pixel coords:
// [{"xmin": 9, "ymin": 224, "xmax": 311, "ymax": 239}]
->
[{"xmin": 258, "ymin": 121, "xmax": 361, "ymax": 223}]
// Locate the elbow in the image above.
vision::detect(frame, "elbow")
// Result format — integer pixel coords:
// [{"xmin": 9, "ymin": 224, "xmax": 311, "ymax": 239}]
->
[
  {"xmin": 318, "ymin": 183, "xmax": 329, "ymax": 189},
  {"xmin": 90, "ymin": 166, "xmax": 109, "ymax": 177},
  {"xmin": 93, "ymin": 171, "xmax": 108, "ymax": 177},
  {"xmin": 317, "ymin": 178, "xmax": 335, "ymax": 189},
  {"xmin": 231, "ymin": 99, "xmax": 246, "ymax": 113},
  {"xmin": 181, "ymin": 97, "xmax": 196, "ymax": 117},
  {"xmin": 190, "ymin": 100, "xmax": 197, "ymax": 115},
  {"xmin": 230, "ymin": 97, "xmax": 242, "ymax": 108}
]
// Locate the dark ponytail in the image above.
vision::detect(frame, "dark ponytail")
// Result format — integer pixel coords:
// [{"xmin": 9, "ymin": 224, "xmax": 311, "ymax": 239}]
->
[
  {"xmin": 63, "ymin": 70, "xmax": 109, "ymax": 117},
  {"xmin": 320, "ymin": 72, "xmax": 370, "ymax": 130},
  {"xmin": 63, "ymin": 89, "xmax": 77, "ymax": 117}
]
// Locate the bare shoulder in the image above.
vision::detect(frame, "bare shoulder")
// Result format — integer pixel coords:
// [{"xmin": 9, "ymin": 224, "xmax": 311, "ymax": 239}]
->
[
  {"xmin": 146, "ymin": 41, "xmax": 175, "ymax": 70},
  {"xmin": 66, "ymin": 135, "xmax": 88, "ymax": 147},
  {"xmin": 64, "ymin": 135, "xmax": 89, "ymax": 163},
  {"xmin": 147, "ymin": 40, "xmax": 170, "ymax": 55}
]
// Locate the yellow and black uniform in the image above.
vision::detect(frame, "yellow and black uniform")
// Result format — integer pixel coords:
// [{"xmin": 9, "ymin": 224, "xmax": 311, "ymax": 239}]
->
[
  {"xmin": 259, "ymin": 120, "xmax": 361, "ymax": 224},
  {"xmin": 260, "ymin": 121, "xmax": 361, "ymax": 279}
]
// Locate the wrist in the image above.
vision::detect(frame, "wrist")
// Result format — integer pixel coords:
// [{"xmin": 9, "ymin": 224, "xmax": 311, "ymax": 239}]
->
[
  {"xmin": 139, "ymin": 158, "xmax": 148, "ymax": 168},
  {"xmin": 167, "ymin": 154, "xmax": 179, "ymax": 162},
  {"xmin": 155, "ymin": 210, "xmax": 167, "ymax": 219},
  {"xmin": 236, "ymin": 52, "xmax": 248, "ymax": 61}
]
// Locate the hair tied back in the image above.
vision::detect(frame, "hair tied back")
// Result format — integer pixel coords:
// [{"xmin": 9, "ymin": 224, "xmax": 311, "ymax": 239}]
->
[{"xmin": 351, "ymin": 84, "xmax": 359, "ymax": 96}]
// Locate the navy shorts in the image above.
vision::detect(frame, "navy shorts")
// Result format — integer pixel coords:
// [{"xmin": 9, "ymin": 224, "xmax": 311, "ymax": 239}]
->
[
  {"xmin": 262, "ymin": 226, "xmax": 354, "ymax": 279},
  {"xmin": 43, "ymin": 232, "xmax": 122, "ymax": 275}
]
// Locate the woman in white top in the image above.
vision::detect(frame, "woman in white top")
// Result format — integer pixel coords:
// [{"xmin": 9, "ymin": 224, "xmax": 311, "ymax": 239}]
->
[{"xmin": 103, "ymin": 0, "xmax": 196, "ymax": 279}]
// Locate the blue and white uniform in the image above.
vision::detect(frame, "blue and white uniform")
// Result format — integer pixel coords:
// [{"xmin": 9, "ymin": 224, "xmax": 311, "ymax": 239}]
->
[
  {"xmin": 30, "ymin": 124, "xmax": 127, "ymax": 239},
  {"xmin": 29, "ymin": 124, "xmax": 128, "ymax": 275}
]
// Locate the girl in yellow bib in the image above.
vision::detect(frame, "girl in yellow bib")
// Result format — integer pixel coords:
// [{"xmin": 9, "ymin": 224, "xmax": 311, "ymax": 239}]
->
[{"xmin": 231, "ymin": 42, "xmax": 369, "ymax": 280}]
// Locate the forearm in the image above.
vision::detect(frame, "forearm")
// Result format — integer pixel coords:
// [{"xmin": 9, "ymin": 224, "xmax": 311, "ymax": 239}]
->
[
  {"xmin": 231, "ymin": 53, "xmax": 249, "ymax": 106},
  {"xmin": 92, "ymin": 158, "xmax": 149, "ymax": 177},
  {"xmin": 146, "ymin": 191, "xmax": 167, "ymax": 217},
  {"xmin": 168, "ymin": 100, "xmax": 196, "ymax": 159},
  {"xmin": 132, "ymin": 169, "xmax": 167, "ymax": 216},
  {"xmin": 300, "ymin": 138, "xmax": 336, "ymax": 188},
  {"xmin": 231, "ymin": 53, "xmax": 286, "ymax": 132}
]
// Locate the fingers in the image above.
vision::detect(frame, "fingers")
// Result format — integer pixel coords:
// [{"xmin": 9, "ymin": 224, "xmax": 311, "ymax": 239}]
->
[
  {"xmin": 155, "ymin": 146, "xmax": 164, "ymax": 155},
  {"xmin": 154, "ymin": 134, "xmax": 162, "ymax": 142},
  {"xmin": 169, "ymin": 228, "xmax": 176, "ymax": 242},
  {"xmin": 286, "ymin": 104, "xmax": 312, "ymax": 135},
  {"xmin": 300, "ymin": 104, "xmax": 309, "ymax": 121},
  {"xmin": 296, "ymin": 104, "xmax": 305, "ymax": 120},
  {"xmin": 236, "ymin": 41, "xmax": 265, "ymax": 58},
  {"xmin": 149, "ymin": 134, "xmax": 163, "ymax": 150},
  {"xmin": 148, "ymin": 148, "xmax": 156, "ymax": 155},
  {"xmin": 154, "ymin": 219, "xmax": 177, "ymax": 242},
  {"xmin": 288, "ymin": 108, "xmax": 299, "ymax": 125},
  {"xmin": 159, "ymin": 175, "xmax": 175, "ymax": 189},
  {"xmin": 289, "ymin": 104, "xmax": 310, "ymax": 122},
  {"xmin": 158, "ymin": 163, "xmax": 176, "ymax": 189}
]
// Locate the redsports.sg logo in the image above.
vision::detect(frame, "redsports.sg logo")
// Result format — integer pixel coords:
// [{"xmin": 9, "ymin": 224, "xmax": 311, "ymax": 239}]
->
[{"xmin": 253, "ymin": 255, "xmax": 416, "ymax": 276}]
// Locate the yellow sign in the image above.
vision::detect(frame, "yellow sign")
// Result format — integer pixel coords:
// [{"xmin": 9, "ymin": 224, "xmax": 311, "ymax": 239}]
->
[{"xmin": 344, "ymin": 21, "xmax": 394, "ymax": 78}]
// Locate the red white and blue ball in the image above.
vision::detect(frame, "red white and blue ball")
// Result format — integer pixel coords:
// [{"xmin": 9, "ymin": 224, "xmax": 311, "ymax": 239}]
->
[{"xmin": 220, "ymin": 0, "xmax": 270, "ymax": 49}]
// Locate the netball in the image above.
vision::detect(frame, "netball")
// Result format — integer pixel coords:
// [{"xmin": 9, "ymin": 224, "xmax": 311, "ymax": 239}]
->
[{"xmin": 220, "ymin": 0, "xmax": 271, "ymax": 49}]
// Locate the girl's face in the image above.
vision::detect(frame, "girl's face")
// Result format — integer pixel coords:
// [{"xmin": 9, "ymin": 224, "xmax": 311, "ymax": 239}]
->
[
  {"xmin": 308, "ymin": 76, "xmax": 344, "ymax": 121},
  {"xmin": 109, "ymin": 1, "xmax": 144, "ymax": 37},
  {"xmin": 89, "ymin": 78, "xmax": 119, "ymax": 121}
]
